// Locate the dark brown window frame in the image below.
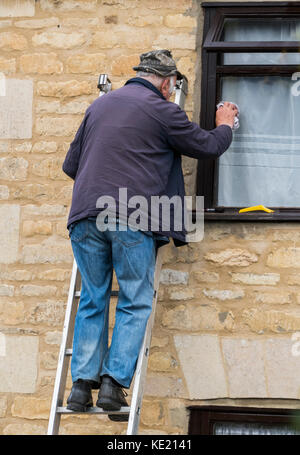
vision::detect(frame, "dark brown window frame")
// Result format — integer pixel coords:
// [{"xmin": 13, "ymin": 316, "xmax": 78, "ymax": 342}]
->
[
  {"xmin": 197, "ymin": 1, "xmax": 300, "ymax": 221},
  {"xmin": 188, "ymin": 405, "xmax": 299, "ymax": 435}
]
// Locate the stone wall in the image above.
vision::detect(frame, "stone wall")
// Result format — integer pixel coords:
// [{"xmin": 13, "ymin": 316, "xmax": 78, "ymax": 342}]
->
[{"xmin": 0, "ymin": 0, "xmax": 300, "ymax": 436}]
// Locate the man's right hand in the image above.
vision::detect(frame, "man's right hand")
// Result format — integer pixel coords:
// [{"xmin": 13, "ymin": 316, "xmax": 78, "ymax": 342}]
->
[{"xmin": 215, "ymin": 102, "xmax": 238, "ymax": 128}]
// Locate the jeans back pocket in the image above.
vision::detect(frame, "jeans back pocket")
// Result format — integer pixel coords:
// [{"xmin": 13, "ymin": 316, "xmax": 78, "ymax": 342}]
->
[{"xmin": 69, "ymin": 219, "xmax": 89, "ymax": 242}]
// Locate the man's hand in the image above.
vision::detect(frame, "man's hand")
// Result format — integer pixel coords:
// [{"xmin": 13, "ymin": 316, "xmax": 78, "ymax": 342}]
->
[{"xmin": 216, "ymin": 102, "xmax": 238, "ymax": 128}]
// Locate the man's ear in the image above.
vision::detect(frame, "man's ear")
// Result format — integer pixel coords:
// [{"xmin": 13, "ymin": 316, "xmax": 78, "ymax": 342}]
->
[{"xmin": 160, "ymin": 78, "xmax": 170, "ymax": 98}]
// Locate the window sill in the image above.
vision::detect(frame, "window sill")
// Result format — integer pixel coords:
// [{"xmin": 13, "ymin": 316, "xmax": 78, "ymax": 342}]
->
[{"xmin": 201, "ymin": 209, "xmax": 300, "ymax": 221}]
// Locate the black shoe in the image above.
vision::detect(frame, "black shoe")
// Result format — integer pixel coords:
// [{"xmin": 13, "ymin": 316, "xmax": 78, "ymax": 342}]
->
[
  {"xmin": 96, "ymin": 375, "xmax": 129, "ymax": 422},
  {"xmin": 66, "ymin": 379, "xmax": 93, "ymax": 412}
]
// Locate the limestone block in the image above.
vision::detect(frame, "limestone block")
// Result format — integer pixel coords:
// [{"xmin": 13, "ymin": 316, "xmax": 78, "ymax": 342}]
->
[
  {"xmin": 0, "ymin": 284, "xmax": 14, "ymax": 296},
  {"xmin": 168, "ymin": 288, "xmax": 194, "ymax": 300},
  {"xmin": 149, "ymin": 351, "xmax": 178, "ymax": 372},
  {"xmin": 243, "ymin": 308, "xmax": 300, "ymax": 333},
  {"xmin": 12, "ymin": 397, "xmax": 49, "ymax": 419},
  {"xmin": 0, "ymin": 20, "xmax": 12, "ymax": 28},
  {"xmin": 160, "ymin": 269, "xmax": 189, "ymax": 285},
  {"xmin": 0, "ymin": 157, "xmax": 28, "ymax": 180},
  {"xmin": 288, "ymin": 274, "xmax": 300, "ymax": 285},
  {"xmin": 0, "ymin": 56, "xmax": 16, "ymax": 74},
  {"xmin": 0, "ymin": 396, "xmax": 7, "ymax": 417},
  {"xmin": 22, "ymin": 204, "xmax": 67, "ymax": 217},
  {"xmin": 191, "ymin": 270, "xmax": 219, "ymax": 283},
  {"xmin": 23, "ymin": 220, "xmax": 52, "ymax": 236},
  {"xmin": 41, "ymin": 351, "xmax": 58, "ymax": 369},
  {"xmin": 230, "ymin": 272, "xmax": 280, "ymax": 285},
  {"xmin": 165, "ymin": 14, "xmax": 196, "ymax": 28},
  {"xmin": 18, "ymin": 284, "xmax": 57, "ymax": 297},
  {"xmin": 267, "ymin": 248, "xmax": 300, "ymax": 268},
  {"xmin": 37, "ymin": 80, "xmax": 93, "ymax": 98},
  {"xmin": 174, "ymin": 334, "xmax": 228, "ymax": 399},
  {"xmin": 32, "ymin": 31, "xmax": 87, "ymax": 49},
  {"xmin": 254, "ymin": 290, "xmax": 291, "ymax": 305},
  {"xmin": 32, "ymin": 157, "xmax": 69, "ymax": 179},
  {"xmin": 21, "ymin": 242, "xmax": 73, "ymax": 264},
  {"xmin": 140, "ymin": 399, "xmax": 165, "ymax": 426},
  {"xmin": 12, "ymin": 183, "xmax": 55, "ymax": 201},
  {"xmin": 162, "ymin": 303, "xmax": 235, "ymax": 332},
  {"xmin": 66, "ymin": 53, "xmax": 107, "ymax": 74},
  {"xmin": 0, "ymin": 79, "xmax": 33, "ymax": 139},
  {"xmin": 265, "ymin": 338, "xmax": 300, "ymax": 398},
  {"xmin": 35, "ymin": 117, "xmax": 81, "ymax": 137},
  {"xmin": 126, "ymin": 15, "xmax": 163, "ymax": 27},
  {"xmin": 153, "ymin": 33, "xmax": 196, "ymax": 50},
  {"xmin": 36, "ymin": 100, "xmax": 90, "ymax": 115},
  {"xmin": 204, "ymin": 248, "xmax": 258, "ymax": 267},
  {"xmin": 144, "ymin": 0, "xmax": 192, "ymax": 10},
  {"xmin": 203, "ymin": 288, "xmax": 244, "ymax": 301},
  {"xmin": 168, "ymin": 399, "xmax": 189, "ymax": 431},
  {"xmin": 0, "ymin": 269, "xmax": 32, "ymax": 281},
  {"xmin": 26, "ymin": 300, "xmax": 66, "ymax": 326},
  {"xmin": 20, "ymin": 53, "xmax": 63, "ymax": 74},
  {"xmin": 3, "ymin": 423, "xmax": 46, "ymax": 435},
  {"xmin": 0, "ymin": 0, "xmax": 35, "ymax": 17},
  {"xmin": 144, "ymin": 374, "xmax": 186, "ymax": 398},
  {"xmin": 15, "ymin": 17, "xmax": 59, "ymax": 28},
  {"xmin": 111, "ymin": 54, "xmax": 139, "ymax": 77},
  {"xmin": 40, "ymin": 0, "xmax": 97, "ymax": 12},
  {"xmin": 0, "ymin": 185, "xmax": 9, "ymax": 199},
  {"xmin": 38, "ymin": 269, "xmax": 71, "ymax": 281},
  {"xmin": 0, "ymin": 334, "xmax": 38, "ymax": 393},
  {"xmin": 32, "ymin": 141, "xmax": 57, "ymax": 153},
  {"xmin": 14, "ymin": 142, "xmax": 32, "ymax": 153},
  {"xmin": 45, "ymin": 331, "xmax": 62, "ymax": 345},
  {"xmin": 0, "ymin": 31, "xmax": 27, "ymax": 50},
  {"xmin": 0, "ymin": 204, "xmax": 20, "ymax": 264},
  {"xmin": 221, "ymin": 337, "xmax": 267, "ymax": 398}
]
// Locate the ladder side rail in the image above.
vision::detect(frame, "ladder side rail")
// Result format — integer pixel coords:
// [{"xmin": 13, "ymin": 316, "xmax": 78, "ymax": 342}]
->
[
  {"xmin": 47, "ymin": 259, "xmax": 80, "ymax": 435},
  {"xmin": 126, "ymin": 246, "xmax": 165, "ymax": 435}
]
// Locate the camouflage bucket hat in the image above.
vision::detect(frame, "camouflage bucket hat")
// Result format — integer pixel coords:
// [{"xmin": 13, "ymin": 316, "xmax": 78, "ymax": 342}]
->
[{"xmin": 133, "ymin": 49, "xmax": 183, "ymax": 80}]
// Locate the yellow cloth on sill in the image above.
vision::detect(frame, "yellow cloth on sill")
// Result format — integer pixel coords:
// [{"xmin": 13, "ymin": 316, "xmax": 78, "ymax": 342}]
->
[{"xmin": 239, "ymin": 205, "xmax": 274, "ymax": 213}]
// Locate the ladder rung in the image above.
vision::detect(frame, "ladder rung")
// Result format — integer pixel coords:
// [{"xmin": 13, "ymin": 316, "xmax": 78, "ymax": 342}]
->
[
  {"xmin": 57, "ymin": 406, "xmax": 130, "ymax": 415},
  {"xmin": 74, "ymin": 290, "xmax": 119, "ymax": 298}
]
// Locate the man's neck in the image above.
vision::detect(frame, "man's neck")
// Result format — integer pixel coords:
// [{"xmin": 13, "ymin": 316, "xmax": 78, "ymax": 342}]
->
[{"xmin": 125, "ymin": 77, "xmax": 166, "ymax": 100}]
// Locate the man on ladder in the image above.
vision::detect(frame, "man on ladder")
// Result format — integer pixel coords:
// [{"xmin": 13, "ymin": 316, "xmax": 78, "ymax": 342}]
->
[{"xmin": 61, "ymin": 49, "xmax": 237, "ymax": 422}]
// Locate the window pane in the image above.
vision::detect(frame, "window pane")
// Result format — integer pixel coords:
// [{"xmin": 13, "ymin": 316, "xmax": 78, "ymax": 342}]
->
[
  {"xmin": 223, "ymin": 52, "xmax": 300, "ymax": 65},
  {"xmin": 217, "ymin": 75, "xmax": 300, "ymax": 208},
  {"xmin": 214, "ymin": 422, "xmax": 300, "ymax": 435},
  {"xmin": 222, "ymin": 18, "xmax": 300, "ymax": 41},
  {"xmin": 222, "ymin": 18, "xmax": 300, "ymax": 64}
]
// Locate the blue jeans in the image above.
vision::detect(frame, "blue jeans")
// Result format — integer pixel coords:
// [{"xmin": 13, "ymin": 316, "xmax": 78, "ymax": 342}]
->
[{"xmin": 68, "ymin": 217, "xmax": 157, "ymax": 389}]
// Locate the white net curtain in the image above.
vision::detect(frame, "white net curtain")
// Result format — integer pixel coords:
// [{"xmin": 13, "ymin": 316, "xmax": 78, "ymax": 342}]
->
[{"xmin": 217, "ymin": 19, "xmax": 300, "ymax": 208}]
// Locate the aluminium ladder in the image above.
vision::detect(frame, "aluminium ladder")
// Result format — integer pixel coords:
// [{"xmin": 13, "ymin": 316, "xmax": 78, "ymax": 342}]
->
[{"xmin": 47, "ymin": 73, "xmax": 188, "ymax": 436}]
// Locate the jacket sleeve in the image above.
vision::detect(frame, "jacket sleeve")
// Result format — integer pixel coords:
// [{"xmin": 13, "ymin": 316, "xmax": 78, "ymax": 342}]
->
[
  {"xmin": 62, "ymin": 113, "xmax": 88, "ymax": 180},
  {"xmin": 166, "ymin": 104, "xmax": 233, "ymax": 159}
]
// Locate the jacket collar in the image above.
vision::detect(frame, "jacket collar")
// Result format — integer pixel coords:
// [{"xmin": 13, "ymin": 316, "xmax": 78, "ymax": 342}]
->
[{"xmin": 124, "ymin": 77, "xmax": 166, "ymax": 101}]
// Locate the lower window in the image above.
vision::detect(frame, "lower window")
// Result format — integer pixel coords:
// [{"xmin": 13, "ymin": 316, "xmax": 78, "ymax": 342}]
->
[{"xmin": 188, "ymin": 406, "xmax": 300, "ymax": 435}]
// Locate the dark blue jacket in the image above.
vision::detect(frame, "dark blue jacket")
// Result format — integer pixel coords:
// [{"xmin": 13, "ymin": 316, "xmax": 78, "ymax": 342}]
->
[{"xmin": 62, "ymin": 78, "xmax": 232, "ymax": 247}]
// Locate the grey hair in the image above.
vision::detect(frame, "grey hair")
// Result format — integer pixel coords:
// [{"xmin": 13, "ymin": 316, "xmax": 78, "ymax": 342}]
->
[{"xmin": 136, "ymin": 71, "xmax": 176, "ymax": 94}]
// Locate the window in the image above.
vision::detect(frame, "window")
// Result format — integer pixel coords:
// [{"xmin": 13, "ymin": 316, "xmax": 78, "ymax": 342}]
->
[
  {"xmin": 188, "ymin": 405, "xmax": 300, "ymax": 435},
  {"xmin": 197, "ymin": 2, "xmax": 300, "ymax": 220}
]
